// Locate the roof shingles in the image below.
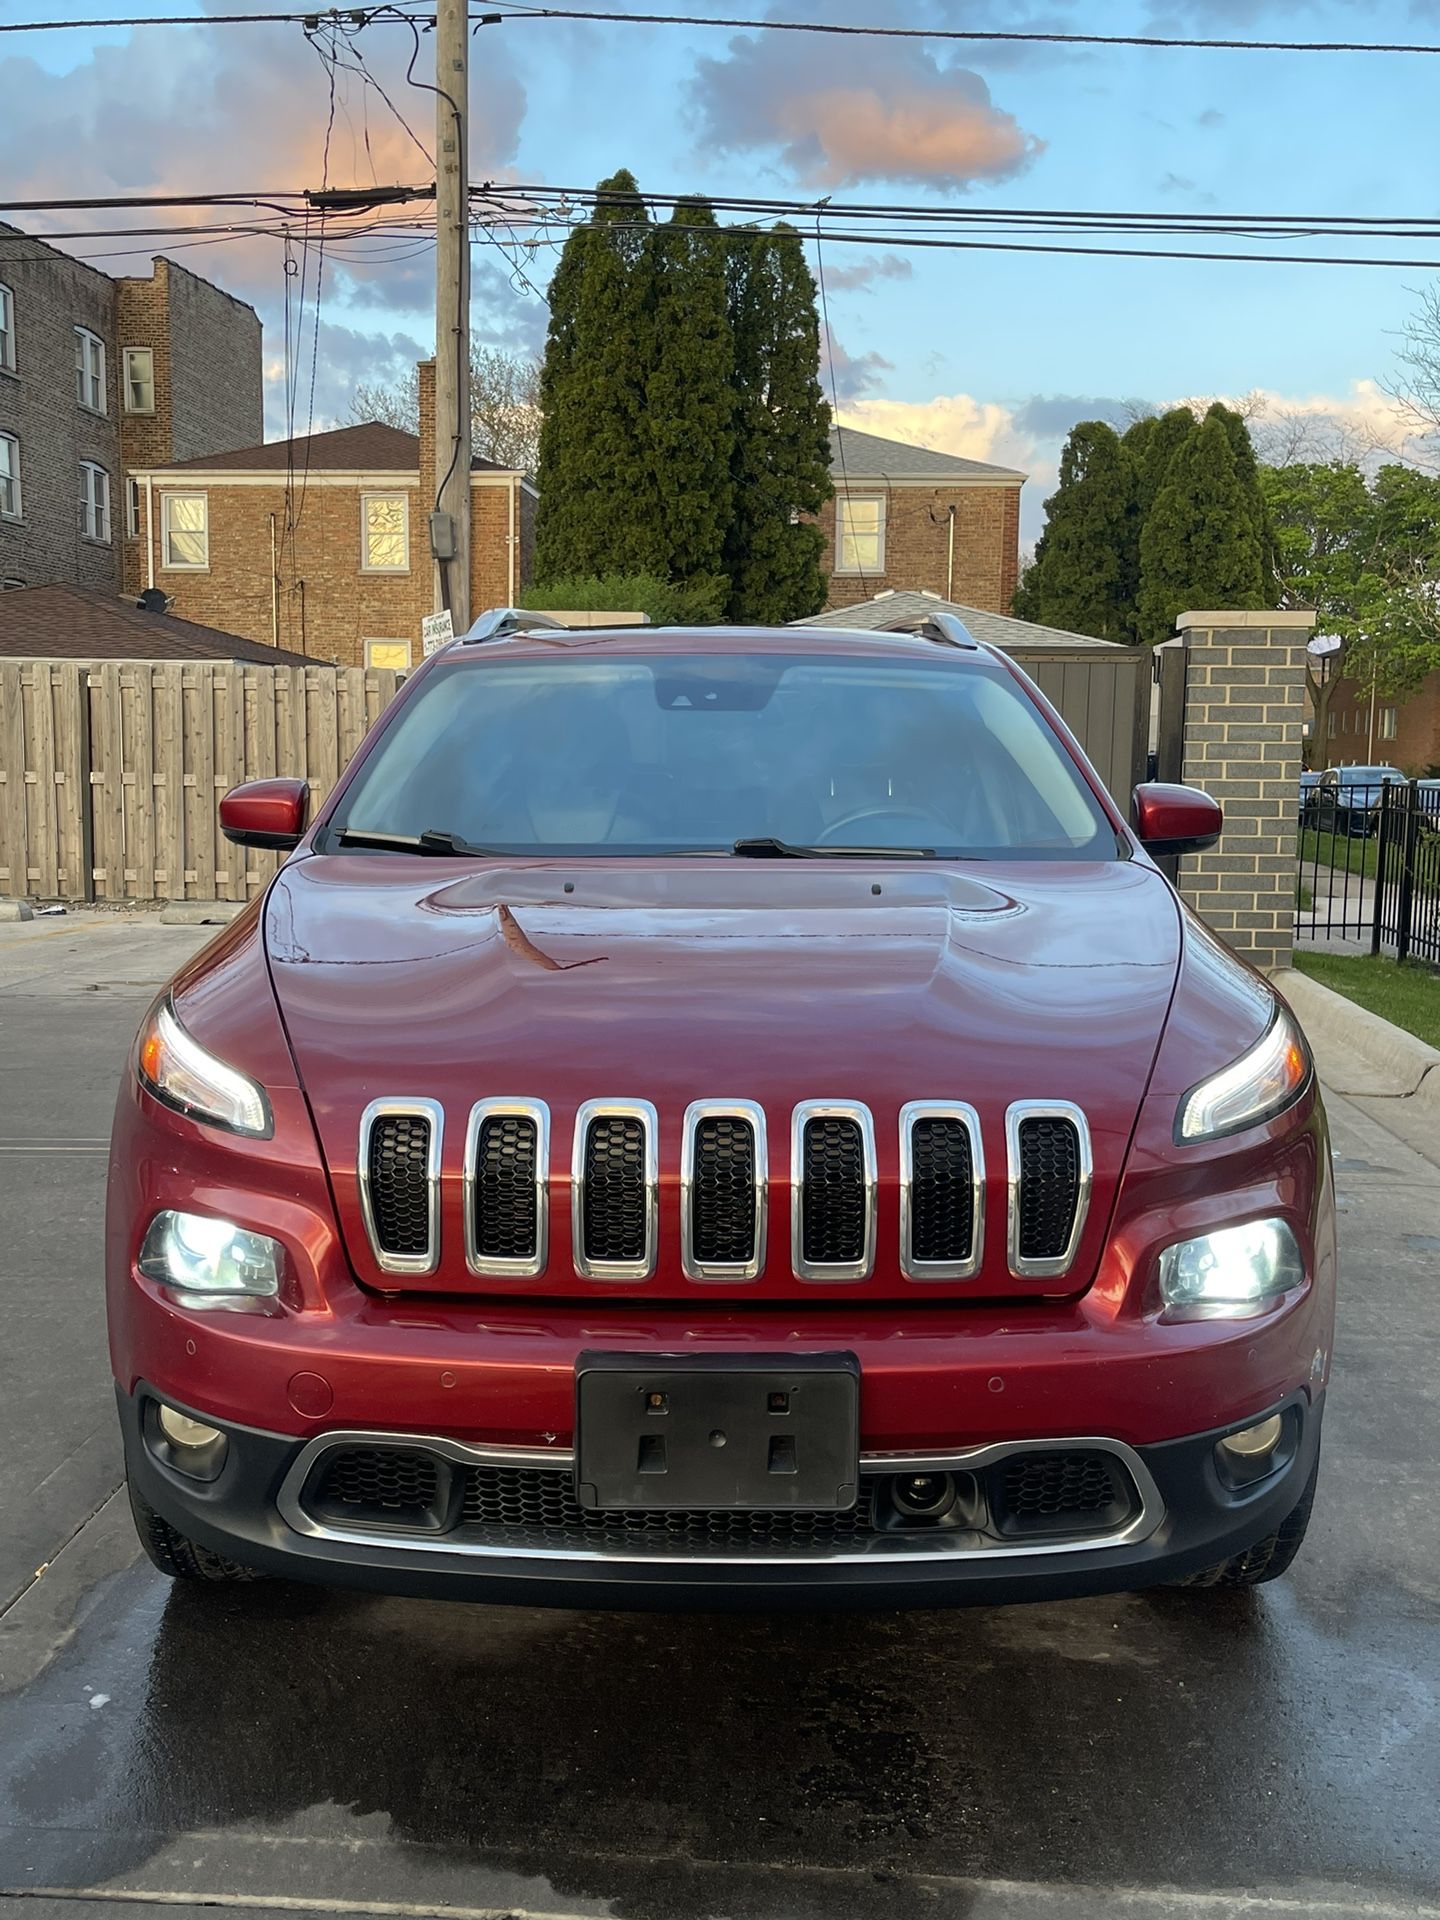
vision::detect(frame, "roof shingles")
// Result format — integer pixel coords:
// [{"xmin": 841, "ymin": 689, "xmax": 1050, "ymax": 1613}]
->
[
  {"xmin": 157, "ymin": 419, "xmax": 509, "ymax": 475},
  {"xmin": 0, "ymin": 585, "xmax": 316, "ymax": 664},
  {"xmin": 828, "ymin": 425, "xmax": 1025, "ymax": 485}
]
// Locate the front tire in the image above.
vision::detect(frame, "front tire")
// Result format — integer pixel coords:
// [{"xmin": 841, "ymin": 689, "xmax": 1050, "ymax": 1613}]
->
[
  {"xmin": 1167, "ymin": 1454, "xmax": 1319, "ymax": 1590},
  {"xmin": 128, "ymin": 1480, "xmax": 264, "ymax": 1584}
]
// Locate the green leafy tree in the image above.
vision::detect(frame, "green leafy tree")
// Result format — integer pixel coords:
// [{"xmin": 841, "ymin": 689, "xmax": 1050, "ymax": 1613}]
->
[
  {"xmin": 521, "ymin": 571, "xmax": 728, "ymax": 626},
  {"xmin": 534, "ymin": 170, "xmax": 663, "ymax": 579},
  {"xmin": 1136, "ymin": 415, "xmax": 1266, "ymax": 643},
  {"xmin": 646, "ymin": 199, "xmax": 734, "ymax": 591},
  {"xmin": 1009, "ymin": 421, "xmax": 1135, "ymax": 641},
  {"xmin": 724, "ymin": 224, "xmax": 833, "ymax": 623}
]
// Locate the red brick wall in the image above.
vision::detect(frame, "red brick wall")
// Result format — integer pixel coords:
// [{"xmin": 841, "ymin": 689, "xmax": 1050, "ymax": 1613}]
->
[
  {"xmin": 1325, "ymin": 671, "xmax": 1440, "ymax": 775},
  {"xmin": 815, "ymin": 482, "xmax": 1022, "ymax": 613}
]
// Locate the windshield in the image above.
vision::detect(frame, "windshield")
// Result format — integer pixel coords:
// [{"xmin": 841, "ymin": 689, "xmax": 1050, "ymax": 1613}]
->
[{"xmin": 325, "ymin": 651, "xmax": 1117, "ymax": 860}]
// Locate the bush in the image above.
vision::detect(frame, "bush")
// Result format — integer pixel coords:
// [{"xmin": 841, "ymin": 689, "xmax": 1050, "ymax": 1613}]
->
[{"xmin": 521, "ymin": 572, "xmax": 728, "ymax": 627}]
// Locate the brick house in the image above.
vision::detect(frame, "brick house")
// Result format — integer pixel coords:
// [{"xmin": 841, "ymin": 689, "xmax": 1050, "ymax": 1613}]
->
[
  {"xmin": 129, "ymin": 361, "xmax": 536, "ymax": 670},
  {"xmin": 0, "ymin": 226, "xmax": 261, "ymax": 594},
  {"xmin": 818, "ymin": 426, "xmax": 1024, "ymax": 615}
]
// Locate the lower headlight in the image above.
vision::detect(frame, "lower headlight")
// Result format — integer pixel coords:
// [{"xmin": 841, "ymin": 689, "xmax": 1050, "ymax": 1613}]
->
[
  {"xmin": 139, "ymin": 1210, "xmax": 282, "ymax": 1297},
  {"xmin": 1157, "ymin": 1218, "xmax": 1303, "ymax": 1316}
]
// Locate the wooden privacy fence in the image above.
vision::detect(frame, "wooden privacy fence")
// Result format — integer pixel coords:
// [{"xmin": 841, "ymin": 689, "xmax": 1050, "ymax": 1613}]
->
[{"xmin": 0, "ymin": 660, "xmax": 399, "ymax": 903}]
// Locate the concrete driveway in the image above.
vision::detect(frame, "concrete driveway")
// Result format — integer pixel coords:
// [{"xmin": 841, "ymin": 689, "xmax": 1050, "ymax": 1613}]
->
[{"xmin": 0, "ymin": 916, "xmax": 1436, "ymax": 1920}]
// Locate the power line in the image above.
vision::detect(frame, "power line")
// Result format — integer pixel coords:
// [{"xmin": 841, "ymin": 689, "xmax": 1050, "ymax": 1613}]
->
[{"xmin": 3, "ymin": 7, "xmax": 1440, "ymax": 55}]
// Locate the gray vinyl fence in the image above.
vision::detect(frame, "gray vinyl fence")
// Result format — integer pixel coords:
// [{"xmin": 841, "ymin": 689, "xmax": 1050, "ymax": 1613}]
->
[{"xmin": 1006, "ymin": 645, "xmax": 1151, "ymax": 806}]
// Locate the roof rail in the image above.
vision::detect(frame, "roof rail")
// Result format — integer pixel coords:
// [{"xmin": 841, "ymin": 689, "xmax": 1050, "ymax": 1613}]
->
[
  {"xmin": 877, "ymin": 611, "xmax": 979, "ymax": 651},
  {"xmin": 460, "ymin": 606, "xmax": 569, "ymax": 645}
]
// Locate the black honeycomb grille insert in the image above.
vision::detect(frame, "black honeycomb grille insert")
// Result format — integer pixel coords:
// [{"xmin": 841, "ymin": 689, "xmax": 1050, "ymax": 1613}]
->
[
  {"xmin": 581, "ymin": 1115, "xmax": 648, "ymax": 1265},
  {"xmin": 690, "ymin": 1116, "xmax": 758, "ymax": 1266},
  {"xmin": 473, "ymin": 1114, "xmax": 539, "ymax": 1262},
  {"xmin": 908, "ymin": 1117, "xmax": 975, "ymax": 1266},
  {"xmin": 992, "ymin": 1450, "xmax": 1129, "ymax": 1537},
  {"xmin": 801, "ymin": 1116, "xmax": 867, "ymax": 1267},
  {"xmin": 312, "ymin": 1447, "xmax": 441, "ymax": 1525},
  {"xmin": 366, "ymin": 1113, "xmax": 432, "ymax": 1259},
  {"xmin": 1016, "ymin": 1116, "xmax": 1081, "ymax": 1264}
]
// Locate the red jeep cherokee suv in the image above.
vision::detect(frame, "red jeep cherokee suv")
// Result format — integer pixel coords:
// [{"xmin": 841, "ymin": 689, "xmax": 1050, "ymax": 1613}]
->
[{"xmin": 107, "ymin": 610, "xmax": 1333, "ymax": 1609}]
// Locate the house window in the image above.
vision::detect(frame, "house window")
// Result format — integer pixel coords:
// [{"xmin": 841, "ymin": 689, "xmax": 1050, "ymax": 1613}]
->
[
  {"xmin": 161, "ymin": 491, "xmax": 208, "ymax": 569},
  {"xmin": 123, "ymin": 346, "xmax": 155, "ymax": 413},
  {"xmin": 78, "ymin": 461, "xmax": 110, "ymax": 543},
  {"xmin": 365, "ymin": 638, "xmax": 412, "ymax": 671},
  {"xmin": 75, "ymin": 326, "xmax": 106, "ymax": 412},
  {"xmin": 1327, "ymin": 712, "xmax": 1338, "ymax": 739},
  {"xmin": 835, "ymin": 494, "xmax": 885, "ymax": 573},
  {"xmin": 125, "ymin": 478, "xmax": 142, "ymax": 539},
  {"xmin": 361, "ymin": 493, "xmax": 409, "ymax": 572},
  {"xmin": 1379, "ymin": 707, "xmax": 1398, "ymax": 742},
  {"xmin": 0, "ymin": 284, "xmax": 14, "ymax": 373},
  {"xmin": 0, "ymin": 433, "xmax": 19, "ymax": 520}
]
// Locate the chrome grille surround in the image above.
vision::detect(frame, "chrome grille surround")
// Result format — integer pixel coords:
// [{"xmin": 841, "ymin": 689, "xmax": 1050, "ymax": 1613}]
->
[
  {"xmin": 898, "ymin": 1101, "xmax": 985, "ymax": 1281},
  {"xmin": 680, "ymin": 1099, "xmax": 767, "ymax": 1281},
  {"xmin": 462, "ymin": 1098, "xmax": 550, "ymax": 1279},
  {"xmin": 1004, "ymin": 1099, "xmax": 1093, "ymax": 1280},
  {"xmin": 571, "ymin": 1098, "xmax": 659, "ymax": 1281},
  {"xmin": 790, "ymin": 1100, "xmax": 877, "ymax": 1283},
  {"xmin": 357, "ymin": 1097, "xmax": 444, "ymax": 1277}
]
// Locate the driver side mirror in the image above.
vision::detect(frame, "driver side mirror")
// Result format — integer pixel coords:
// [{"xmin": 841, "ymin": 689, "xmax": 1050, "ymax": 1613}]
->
[
  {"xmin": 1132, "ymin": 782, "xmax": 1223, "ymax": 857},
  {"xmin": 219, "ymin": 777, "xmax": 310, "ymax": 851}
]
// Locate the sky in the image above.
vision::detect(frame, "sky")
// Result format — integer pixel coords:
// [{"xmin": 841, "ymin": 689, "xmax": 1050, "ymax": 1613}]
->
[{"xmin": 4, "ymin": 0, "xmax": 1439, "ymax": 543}]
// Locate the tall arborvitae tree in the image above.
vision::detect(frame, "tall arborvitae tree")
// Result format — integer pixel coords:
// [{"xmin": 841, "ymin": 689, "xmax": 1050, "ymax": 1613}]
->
[
  {"xmin": 724, "ymin": 224, "xmax": 833, "ymax": 623},
  {"xmin": 534, "ymin": 169, "xmax": 663, "ymax": 580},
  {"xmin": 1204, "ymin": 400, "xmax": 1279, "ymax": 603},
  {"xmin": 1127, "ymin": 407, "xmax": 1195, "ymax": 521},
  {"xmin": 646, "ymin": 199, "xmax": 734, "ymax": 590},
  {"xmin": 1136, "ymin": 414, "xmax": 1266, "ymax": 643},
  {"xmin": 1010, "ymin": 421, "xmax": 1135, "ymax": 641}
]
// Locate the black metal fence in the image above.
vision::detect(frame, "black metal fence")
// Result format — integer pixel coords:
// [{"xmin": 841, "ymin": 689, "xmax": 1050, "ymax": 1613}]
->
[{"xmin": 1296, "ymin": 777, "xmax": 1440, "ymax": 967}]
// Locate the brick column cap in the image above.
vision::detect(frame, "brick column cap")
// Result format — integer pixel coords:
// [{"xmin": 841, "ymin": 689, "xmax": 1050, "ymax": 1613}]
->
[{"xmin": 1176, "ymin": 609, "xmax": 1317, "ymax": 632}]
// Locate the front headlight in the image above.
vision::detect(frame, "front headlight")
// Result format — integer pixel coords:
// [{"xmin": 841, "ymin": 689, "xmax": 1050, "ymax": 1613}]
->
[
  {"xmin": 138, "ymin": 999, "xmax": 271, "ymax": 1137},
  {"xmin": 1176, "ymin": 1007, "xmax": 1310, "ymax": 1144},
  {"xmin": 1158, "ymin": 1218, "xmax": 1303, "ymax": 1316},
  {"xmin": 138, "ymin": 1210, "xmax": 282, "ymax": 1297}
]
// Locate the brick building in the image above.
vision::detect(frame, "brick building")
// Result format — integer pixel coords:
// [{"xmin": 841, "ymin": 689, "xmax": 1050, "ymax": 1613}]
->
[
  {"xmin": 1322, "ymin": 670, "xmax": 1440, "ymax": 776},
  {"xmin": 0, "ymin": 226, "xmax": 261, "ymax": 595},
  {"xmin": 818, "ymin": 426, "xmax": 1024, "ymax": 615},
  {"xmin": 129, "ymin": 361, "xmax": 536, "ymax": 669}
]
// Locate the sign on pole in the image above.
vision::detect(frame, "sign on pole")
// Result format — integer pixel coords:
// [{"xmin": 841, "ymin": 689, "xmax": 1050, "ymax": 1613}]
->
[{"xmin": 422, "ymin": 610, "xmax": 455, "ymax": 657}]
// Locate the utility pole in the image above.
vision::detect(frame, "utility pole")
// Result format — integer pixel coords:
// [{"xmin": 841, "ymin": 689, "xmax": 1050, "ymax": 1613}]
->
[{"xmin": 431, "ymin": 0, "xmax": 471, "ymax": 631}]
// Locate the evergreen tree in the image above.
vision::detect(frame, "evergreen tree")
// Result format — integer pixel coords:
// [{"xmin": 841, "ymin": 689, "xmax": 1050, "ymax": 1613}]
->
[
  {"xmin": 1014, "ymin": 421, "xmax": 1135, "ymax": 641},
  {"xmin": 724, "ymin": 224, "xmax": 833, "ymax": 623},
  {"xmin": 1204, "ymin": 401, "xmax": 1278, "ymax": 602},
  {"xmin": 534, "ymin": 170, "xmax": 662, "ymax": 580},
  {"xmin": 1127, "ymin": 407, "xmax": 1195, "ymax": 520},
  {"xmin": 1136, "ymin": 415, "xmax": 1266, "ymax": 643},
  {"xmin": 646, "ymin": 198, "xmax": 734, "ymax": 591}
]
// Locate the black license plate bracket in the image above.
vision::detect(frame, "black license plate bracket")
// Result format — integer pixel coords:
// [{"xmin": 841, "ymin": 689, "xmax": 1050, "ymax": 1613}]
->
[{"xmin": 575, "ymin": 1350, "xmax": 860, "ymax": 1513}]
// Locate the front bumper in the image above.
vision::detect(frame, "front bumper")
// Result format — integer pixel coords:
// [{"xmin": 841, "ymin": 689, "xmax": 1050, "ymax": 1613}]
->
[{"xmin": 119, "ymin": 1382, "xmax": 1324, "ymax": 1612}]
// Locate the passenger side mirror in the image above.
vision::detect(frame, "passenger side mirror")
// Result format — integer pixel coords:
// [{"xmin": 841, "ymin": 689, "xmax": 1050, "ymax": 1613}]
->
[
  {"xmin": 1132, "ymin": 782, "xmax": 1223, "ymax": 857},
  {"xmin": 219, "ymin": 777, "xmax": 310, "ymax": 851}
]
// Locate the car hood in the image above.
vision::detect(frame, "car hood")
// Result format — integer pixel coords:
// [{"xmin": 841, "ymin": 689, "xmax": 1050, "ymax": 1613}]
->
[{"xmin": 266, "ymin": 853, "xmax": 1182, "ymax": 1299}]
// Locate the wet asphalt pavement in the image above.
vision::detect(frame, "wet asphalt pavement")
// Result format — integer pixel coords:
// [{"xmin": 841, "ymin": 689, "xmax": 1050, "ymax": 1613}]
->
[{"xmin": 0, "ymin": 918, "xmax": 1437, "ymax": 1920}]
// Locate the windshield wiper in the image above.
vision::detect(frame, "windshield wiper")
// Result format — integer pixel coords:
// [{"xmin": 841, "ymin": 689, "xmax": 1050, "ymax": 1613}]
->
[
  {"xmin": 730, "ymin": 836, "xmax": 934, "ymax": 860},
  {"xmin": 335, "ymin": 827, "xmax": 493, "ymax": 857}
]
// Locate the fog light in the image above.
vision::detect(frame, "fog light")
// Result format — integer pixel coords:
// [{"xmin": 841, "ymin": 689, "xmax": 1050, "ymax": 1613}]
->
[
  {"xmin": 157, "ymin": 1404, "xmax": 224, "ymax": 1449},
  {"xmin": 1218, "ymin": 1414, "xmax": 1284, "ymax": 1462}
]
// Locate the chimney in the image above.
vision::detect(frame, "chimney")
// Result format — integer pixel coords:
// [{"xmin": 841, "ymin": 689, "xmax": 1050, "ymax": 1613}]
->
[{"xmin": 417, "ymin": 359, "xmax": 436, "ymax": 490}]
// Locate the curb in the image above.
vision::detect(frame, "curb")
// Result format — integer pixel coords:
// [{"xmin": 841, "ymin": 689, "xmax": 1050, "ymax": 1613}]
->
[
  {"xmin": 0, "ymin": 900, "xmax": 34, "ymax": 922},
  {"xmin": 1273, "ymin": 966, "xmax": 1440, "ymax": 1111}
]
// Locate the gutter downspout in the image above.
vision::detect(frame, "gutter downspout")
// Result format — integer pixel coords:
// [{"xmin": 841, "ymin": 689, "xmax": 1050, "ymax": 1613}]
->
[
  {"xmin": 268, "ymin": 512, "xmax": 279, "ymax": 648},
  {"xmin": 508, "ymin": 476, "xmax": 517, "ymax": 604},
  {"xmin": 946, "ymin": 504, "xmax": 956, "ymax": 603},
  {"xmin": 144, "ymin": 476, "xmax": 155, "ymax": 592}
]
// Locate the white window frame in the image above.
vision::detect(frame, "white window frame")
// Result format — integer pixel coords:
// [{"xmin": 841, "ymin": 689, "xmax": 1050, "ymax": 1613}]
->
[
  {"xmin": 364, "ymin": 637, "xmax": 413, "ymax": 671},
  {"xmin": 835, "ymin": 493, "xmax": 886, "ymax": 574},
  {"xmin": 0, "ymin": 284, "xmax": 15, "ymax": 374},
  {"xmin": 360, "ymin": 491, "xmax": 410, "ymax": 574},
  {"xmin": 0, "ymin": 432, "xmax": 20, "ymax": 521},
  {"xmin": 79, "ymin": 460, "xmax": 110, "ymax": 544},
  {"xmin": 123, "ymin": 345, "xmax": 155, "ymax": 414},
  {"xmin": 125, "ymin": 477, "xmax": 142, "ymax": 540},
  {"xmin": 75, "ymin": 326, "xmax": 106, "ymax": 413},
  {"xmin": 161, "ymin": 490, "xmax": 209, "ymax": 571},
  {"xmin": 1379, "ymin": 707, "xmax": 1398, "ymax": 742}
]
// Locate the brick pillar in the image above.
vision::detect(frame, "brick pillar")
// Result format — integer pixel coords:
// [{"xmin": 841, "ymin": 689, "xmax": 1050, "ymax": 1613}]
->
[
  {"xmin": 1174, "ymin": 609, "xmax": 1315, "ymax": 973},
  {"xmin": 416, "ymin": 359, "xmax": 438, "ymax": 617}
]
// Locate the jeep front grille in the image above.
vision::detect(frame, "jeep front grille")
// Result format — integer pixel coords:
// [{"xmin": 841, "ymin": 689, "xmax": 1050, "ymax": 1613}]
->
[
  {"xmin": 1006, "ymin": 1102, "xmax": 1092, "ymax": 1279},
  {"xmin": 792, "ymin": 1102, "xmax": 876, "ymax": 1281},
  {"xmin": 572, "ymin": 1100, "xmax": 658, "ymax": 1280},
  {"xmin": 464, "ymin": 1099, "xmax": 548, "ymax": 1278},
  {"xmin": 682, "ymin": 1101, "xmax": 766, "ymax": 1279},
  {"xmin": 358, "ymin": 1099, "xmax": 443, "ymax": 1274},
  {"xmin": 900, "ymin": 1102, "xmax": 984, "ymax": 1279}
]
